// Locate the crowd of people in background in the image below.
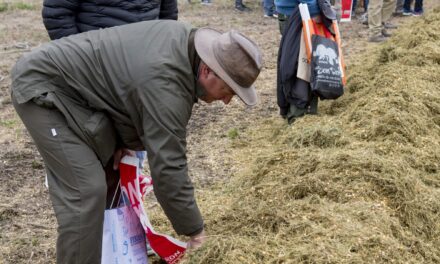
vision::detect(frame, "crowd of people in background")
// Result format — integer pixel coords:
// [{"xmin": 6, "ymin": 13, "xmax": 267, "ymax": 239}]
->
[{"xmin": 197, "ymin": 0, "xmax": 424, "ymax": 43}]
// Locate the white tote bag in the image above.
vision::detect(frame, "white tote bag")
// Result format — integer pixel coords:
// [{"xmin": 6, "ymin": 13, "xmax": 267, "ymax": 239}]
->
[{"xmin": 101, "ymin": 186, "xmax": 148, "ymax": 264}]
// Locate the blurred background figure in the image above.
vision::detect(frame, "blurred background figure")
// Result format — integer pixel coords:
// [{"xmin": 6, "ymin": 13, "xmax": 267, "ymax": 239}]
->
[
  {"xmin": 263, "ymin": 0, "xmax": 278, "ymax": 18},
  {"xmin": 331, "ymin": 0, "xmax": 342, "ymax": 21},
  {"xmin": 236, "ymin": 0, "xmax": 252, "ymax": 11},
  {"xmin": 394, "ymin": 0, "xmax": 404, "ymax": 15},
  {"xmin": 42, "ymin": 0, "xmax": 178, "ymax": 40},
  {"xmin": 352, "ymin": 0, "xmax": 369, "ymax": 16},
  {"xmin": 367, "ymin": 0, "xmax": 396, "ymax": 42},
  {"xmin": 403, "ymin": 0, "xmax": 424, "ymax": 16}
]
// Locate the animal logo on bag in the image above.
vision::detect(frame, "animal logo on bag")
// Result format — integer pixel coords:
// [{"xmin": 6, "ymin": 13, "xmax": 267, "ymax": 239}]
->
[
  {"xmin": 314, "ymin": 44, "xmax": 338, "ymax": 66},
  {"xmin": 310, "ymin": 35, "xmax": 344, "ymax": 100}
]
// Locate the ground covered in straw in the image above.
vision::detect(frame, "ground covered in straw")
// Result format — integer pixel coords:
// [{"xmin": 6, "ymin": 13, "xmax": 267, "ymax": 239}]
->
[
  {"xmin": 1, "ymin": 0, "xmax": 439, "ymax": 263},
  {"xmin": 165, "ymin": 9, "xmax": 440, "ymax": 263}
]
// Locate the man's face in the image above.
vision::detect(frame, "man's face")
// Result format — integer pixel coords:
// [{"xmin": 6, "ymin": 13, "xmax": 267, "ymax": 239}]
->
[{"xmin": 198, "ymin": 63, "xmax": 236, "ymax": 105}]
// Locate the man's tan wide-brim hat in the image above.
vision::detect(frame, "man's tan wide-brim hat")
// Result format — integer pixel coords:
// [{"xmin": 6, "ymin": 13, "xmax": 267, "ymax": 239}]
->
[{"xmin": 195, "ymin": 27, "xmax": 263, "ymax": 106}]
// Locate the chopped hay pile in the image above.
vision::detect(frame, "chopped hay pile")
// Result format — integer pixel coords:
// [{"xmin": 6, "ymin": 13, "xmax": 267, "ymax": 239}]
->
[{"xmin": 154, "ymin": 9, "xmax": 440, "ymax": 263}]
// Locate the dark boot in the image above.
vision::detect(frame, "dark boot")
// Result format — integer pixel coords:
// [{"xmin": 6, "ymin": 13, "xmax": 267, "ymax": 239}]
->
[{"xmin": 235, "ymin": 0, "xmax": 251, "ymax": 12}]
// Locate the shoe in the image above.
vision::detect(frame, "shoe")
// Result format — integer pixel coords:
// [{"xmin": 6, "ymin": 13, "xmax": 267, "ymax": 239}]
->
[
  {"xmin": 273, "ymin": 13, "xmax": 278, "ymax": 18},
  {"xmin": 368, "ymin": 34, "xmax": 387, "ymax": 43},
  {"xmin": 382, "ymin": 29, "xmax": 392, "ymax": 37},
  {"xmin": 412, "ymin": 11, "xmax": 423, "ymax": 16},
  {"xmin": 402, "ymin": 10, "xmax": 413, "ymax": 16},
  {"xmin": 201, "ymin": 0, "xmax": 212, "ymax": 5},
  {"xmin": 383, "ymin": 22, "xmax": 398, "ymax": 29},
  {"xmin": 235, "ymin": 4, "xmax": 251, "ymax": 12},
  {"xmin": 264, "ymin": 14, "xmax": 276, "ymax": 18}
]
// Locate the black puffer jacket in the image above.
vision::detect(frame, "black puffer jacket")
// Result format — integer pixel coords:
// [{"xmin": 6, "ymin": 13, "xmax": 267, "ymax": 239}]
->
[{"xmin": 42, "ymin": 0, "xmax": 178, "ymax": 40}]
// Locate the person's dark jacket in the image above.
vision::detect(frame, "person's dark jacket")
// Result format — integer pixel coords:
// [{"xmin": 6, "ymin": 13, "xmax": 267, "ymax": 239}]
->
[
  {"xmin": 42, "ymin": 0, "xmax": 178, "ymax": 40},
  {"xmin": 277, "ymin": 7, "xmax": 310, "ymax": 116}
]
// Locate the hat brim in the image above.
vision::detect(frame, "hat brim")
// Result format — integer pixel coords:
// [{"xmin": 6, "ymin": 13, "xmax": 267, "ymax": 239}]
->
[{"xmin": 195, "ymin": 28, "xmax": 258, "ymax": 106}]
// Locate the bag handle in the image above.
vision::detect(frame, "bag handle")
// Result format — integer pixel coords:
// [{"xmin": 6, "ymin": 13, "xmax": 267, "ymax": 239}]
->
[{"xmin": 110, "ymin": 180, "xmax": 121, "ymax": 209}]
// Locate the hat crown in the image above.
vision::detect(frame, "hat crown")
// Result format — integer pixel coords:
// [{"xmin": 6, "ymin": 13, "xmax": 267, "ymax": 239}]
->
[
  {"xmin": 194, "ymin": 27, "xmax": 262, "ymax": 105},
  {"xmin": 213, "ymin": 31, "xmax": 262, "ymax": 88}
]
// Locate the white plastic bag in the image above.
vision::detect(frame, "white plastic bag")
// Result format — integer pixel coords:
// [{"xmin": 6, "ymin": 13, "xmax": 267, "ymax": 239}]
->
[{"xmin": 101, "ymin": 204, "xmax": 148, "ymax": 264}]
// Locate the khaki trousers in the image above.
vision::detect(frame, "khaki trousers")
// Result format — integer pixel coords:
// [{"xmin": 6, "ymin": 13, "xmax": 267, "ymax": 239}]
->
[
  {"xmin": 368, "ymin": 0, "xmax": 396, "ymax": 36},
  {"xmin": 13, "ymin": 94, "xmax": 119, "ymax": 264}
]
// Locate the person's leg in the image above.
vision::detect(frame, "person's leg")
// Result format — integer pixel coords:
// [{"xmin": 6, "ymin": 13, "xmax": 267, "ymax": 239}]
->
[
  {"xmin": 381, "ymin": 0, "xmax": 396, "ymax": 22},
  {"xmin": 263, "ymin": 0, "xmax": 274, "ymax": 16},
  {"xmin": 368, "ymin": 0, "xmax": 384, "ymax": 39},
  {"xmin": 333, "ymin": 0, "xmax": 342, "ymax": 21},
  {"xmin": 403, "ymin": 0, "xmax": 412, "ymax": 14},
  {"xmin": 395, "ymin": 0, "xmax": 404, "ymax": 13},
  {"xmin": 413, "ymin": 0, "xmax": 423, "ymax": 14},
  {"xmin": 352, "ymin": 0, "xmax": 358, "ymax": 14},
  {"xmin": 235, "ymin": 0, "xmax": 251, "ymax": 11},
  {"xmin": 13, "ymin": 96, "xmax": 108, "ymax": 264},
  {"xmin": 364, "ymin": 0, "xmax": 369, "ymax": 10}
]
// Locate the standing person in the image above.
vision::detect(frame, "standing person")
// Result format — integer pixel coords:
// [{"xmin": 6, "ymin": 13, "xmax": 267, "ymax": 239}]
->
[
  {"xmin": 42, "ymin": 0, "xmax": 178, "ymax": 40},
  {"xmin": 263, "ymin": 0, "xmax": 277, "ymax": 18},
  {"xmin": 367, "ymin": 0, "xmax": 396, "ymax": 42},
  {"xmin": 403, "ymin": 0, "xmax": 423, "ymax": 16},
  {"xmin": 235, "ymin": 0, "xmax": 252, "ymax": 12},
  {"xmin": 10, "ymin": 20, "xmax": 263, "ymax": 264}
]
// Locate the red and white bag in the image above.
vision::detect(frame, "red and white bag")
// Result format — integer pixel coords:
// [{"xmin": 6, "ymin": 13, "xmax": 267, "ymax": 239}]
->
[{"xmin": 119, "ymin": 156, "xmax": 187, "ymax": 264}]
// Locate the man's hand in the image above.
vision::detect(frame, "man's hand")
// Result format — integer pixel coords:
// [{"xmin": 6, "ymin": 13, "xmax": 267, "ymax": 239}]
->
[
  {"xmin": 113, "ymin": 148, "xmax": 136, "ymax": 170},
  {"xmin": 187, "ymin": 229, "xmax": 206, "ymax": 250}
]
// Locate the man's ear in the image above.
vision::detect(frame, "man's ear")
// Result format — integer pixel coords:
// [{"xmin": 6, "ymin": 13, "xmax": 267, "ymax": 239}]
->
[{"xmin": 199, "ymin": 62, "xmax": 212, "ymax": 80}]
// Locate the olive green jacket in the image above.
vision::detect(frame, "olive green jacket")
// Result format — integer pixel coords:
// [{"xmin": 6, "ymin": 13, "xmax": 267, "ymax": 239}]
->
[{"xmin": 11, "ymin": 20, "xmax": 203, "ymax": 236}]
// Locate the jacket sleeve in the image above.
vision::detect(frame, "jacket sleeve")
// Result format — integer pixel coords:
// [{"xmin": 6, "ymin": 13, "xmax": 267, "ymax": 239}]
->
[
  {"xmin": 42, "ymin": 0, "xmax": 80, "ymax": 40},
  {"xmin": 159, "ymin": 0, "xmax": 178, "ymax": 20},
  {"xmin": 140, "ymin": 80, "xmax": 203, "ymax": 236}
]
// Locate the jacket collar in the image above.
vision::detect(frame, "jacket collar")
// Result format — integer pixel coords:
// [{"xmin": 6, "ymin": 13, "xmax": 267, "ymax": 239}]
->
[{"xmin": 188, "ymin": 28, "xmax": 203, "ymax": 103}]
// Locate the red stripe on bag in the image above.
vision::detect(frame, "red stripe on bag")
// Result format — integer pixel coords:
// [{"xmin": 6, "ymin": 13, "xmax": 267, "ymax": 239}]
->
[{"xmin": 119, "ymin": 156, "xmax": 187, "ymax": 264}]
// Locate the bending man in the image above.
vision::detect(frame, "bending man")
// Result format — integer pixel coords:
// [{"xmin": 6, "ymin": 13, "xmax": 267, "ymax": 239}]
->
[{"xmin": 10, "ymin": 20, "xmax": 262, "ymax": 263}]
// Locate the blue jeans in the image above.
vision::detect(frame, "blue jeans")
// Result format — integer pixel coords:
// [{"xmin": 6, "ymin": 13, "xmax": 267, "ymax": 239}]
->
[
  {"xmin": 403, "ymin": 0, "xmax": 423, "ymax": 13},
  {"xmin": 352, "ymin": 0, "xmax": 369, "ymax": 13},
  {"xmin": 263, "ymin": 0, "xmax": 275, "ymax": 16}
]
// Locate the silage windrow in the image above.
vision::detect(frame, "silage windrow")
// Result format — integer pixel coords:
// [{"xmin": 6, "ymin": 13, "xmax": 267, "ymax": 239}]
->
[{"xmin": 155, "ymin": 9, "xmax": 440, "ymax": 264}]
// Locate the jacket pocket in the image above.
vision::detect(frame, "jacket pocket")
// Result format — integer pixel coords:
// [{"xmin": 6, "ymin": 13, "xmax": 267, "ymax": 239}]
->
[{"xmin": 84, "ymin": 112, "xmax": 117, "ymax": 166}]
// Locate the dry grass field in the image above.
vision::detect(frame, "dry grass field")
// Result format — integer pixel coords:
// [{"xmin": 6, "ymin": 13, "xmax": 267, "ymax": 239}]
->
[{"xmin": 1, "ymin": 0, "xmax": 439, "ymax": 263}]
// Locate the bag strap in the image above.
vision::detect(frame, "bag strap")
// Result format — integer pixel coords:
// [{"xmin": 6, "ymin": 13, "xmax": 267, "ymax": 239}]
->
[
  {"xmin": 299, "ymin": 3, "xmax": 315, "ymax": 63},
  {"xmin": 109, "ymin": 180, "xmax": 121, "ymax": 209}
]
